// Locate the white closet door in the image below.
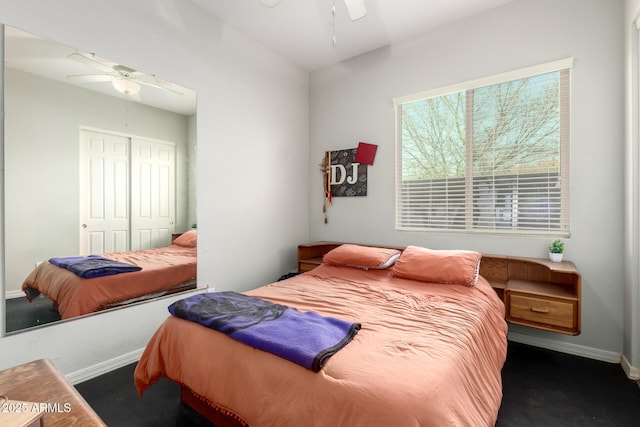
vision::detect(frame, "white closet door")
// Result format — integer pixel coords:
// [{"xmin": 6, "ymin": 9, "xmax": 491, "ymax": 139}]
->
[
  {"xmin": 130, "ymin": 138, "xmax": 176, "ymax": 250},
  {"xmin": 79, "ymin": 130, "xmax": 131, "ymax": 255}
]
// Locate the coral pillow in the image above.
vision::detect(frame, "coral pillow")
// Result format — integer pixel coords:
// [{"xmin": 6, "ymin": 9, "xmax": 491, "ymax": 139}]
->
[
  {"xmin": 173, "ymin": 230, "xmax": 197, "ymax": 248},
  {"xmin": 392, "ymin": 245, "xmax": 482, "ymax": 286},
  {"xmin": 323, "ymin": 244, "xmax": 401, "ymax": 270}
]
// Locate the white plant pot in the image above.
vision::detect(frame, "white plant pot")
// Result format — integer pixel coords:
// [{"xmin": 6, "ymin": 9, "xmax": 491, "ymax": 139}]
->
[{"xmin": 549, "ymin": 252, "xmax": 563, "ymax": 262}]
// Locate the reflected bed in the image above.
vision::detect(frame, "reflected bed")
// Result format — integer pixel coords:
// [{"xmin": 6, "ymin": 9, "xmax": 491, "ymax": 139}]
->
[
  {"xmin": 134, "ymin": 244, "xmax": 508, "ymax": 427},
  {"xmin": 21, "ymin": 231, "xmax": 197, "ymax": 319}
]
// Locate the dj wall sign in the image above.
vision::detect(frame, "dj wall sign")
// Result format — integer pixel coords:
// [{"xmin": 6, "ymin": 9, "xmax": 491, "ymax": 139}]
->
[
  {"xmin": 327, "ymin": 148, "xmax": 367, "ymax": 197},
  {"xmin": 321, "ymin": 142, "xmax": 377, "ymax": 223}
]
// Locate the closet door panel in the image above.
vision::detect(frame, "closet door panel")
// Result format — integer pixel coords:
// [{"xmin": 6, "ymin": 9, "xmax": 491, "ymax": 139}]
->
[
  {"xmin": 79, "ymin": 130, "xmax": 130, "ymax": 254},
  {"xmin": 130, "ymin": 138, "xmax": 176, "ymax": 250}
]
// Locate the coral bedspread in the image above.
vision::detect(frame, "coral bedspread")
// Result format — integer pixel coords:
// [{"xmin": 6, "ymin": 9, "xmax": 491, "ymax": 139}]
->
[
  {"xmin": 135, "ymin": 263, "xmax": 507, "ymax": 427},
  {"xmin": 22, "ymin": 245, "xmax": 196, "ymax": 319}
]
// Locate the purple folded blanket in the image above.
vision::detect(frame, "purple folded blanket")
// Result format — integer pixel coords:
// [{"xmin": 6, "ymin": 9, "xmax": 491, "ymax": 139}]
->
[
  {"xmin": 168, "ymin": 291, "xmax": 361, "ymax": 372},
  {"xmin": 49, "ymin": 255, "xmax": 142, "ymax": 278}
]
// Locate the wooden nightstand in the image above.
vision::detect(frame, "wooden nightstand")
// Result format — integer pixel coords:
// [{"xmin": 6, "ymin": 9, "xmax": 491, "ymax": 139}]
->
[
  {"xmin": 297, "ymin": 242, "xmax": 340, "ymax": 273},
  {"xmin": 478, "ymin": 255, "xmax": 581, "ymax": 335}
]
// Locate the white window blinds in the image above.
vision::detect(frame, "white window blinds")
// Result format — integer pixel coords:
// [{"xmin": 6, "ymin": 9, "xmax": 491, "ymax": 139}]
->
[{"xmin": 394, "ymin": 58, "xmax": 572, "ymax": 235}]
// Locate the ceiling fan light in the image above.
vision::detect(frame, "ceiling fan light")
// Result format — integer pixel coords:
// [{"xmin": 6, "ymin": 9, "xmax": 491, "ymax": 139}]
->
[
  {"xmin": 112, "ymin": 79, "xmax": 140, "ymax": 95},
  {"xmin": 344, "ymin": 0, "xmax": 367, "ymax": 21}
]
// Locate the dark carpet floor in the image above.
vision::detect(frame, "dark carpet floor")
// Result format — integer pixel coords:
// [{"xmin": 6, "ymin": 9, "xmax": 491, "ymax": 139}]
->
[
  {"xmin": 74, "ymin": 341, "xmax": 640, "ymax": 426},
  {"xmin": 5, "ymin": 295, "xmax": 61, "ymax": 333}
]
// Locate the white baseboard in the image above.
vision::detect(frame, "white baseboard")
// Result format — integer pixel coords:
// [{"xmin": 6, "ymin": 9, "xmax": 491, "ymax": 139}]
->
[
  {"xmin": 5, "ymin": 290, "xmax": 24, "ymax": 299},
  {"xmin": 508, "ymin": 331, "xmax": 622, "ymax": 364},
  {"xmin": 621, "ymin": 354, "xmax": 640, "ymax": 380},
  {"xmin": 65, "ymin": 348, "xmax": 144, "ymax": 385}
]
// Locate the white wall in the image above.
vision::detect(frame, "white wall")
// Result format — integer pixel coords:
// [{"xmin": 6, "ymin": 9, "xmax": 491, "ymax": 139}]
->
[
  {"xmin": 624, "ymin": 0, "xmax": 640, "ymax": 378},
  {"xmin": 0, "ymin": 0, "xmax": 309, "ymax": 376},
  {"xmin": 310, "ymin": 0, "xmax": 625, "ymax": 359}
]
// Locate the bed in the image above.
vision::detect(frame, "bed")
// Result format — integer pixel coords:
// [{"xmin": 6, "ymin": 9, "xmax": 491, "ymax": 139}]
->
[
  {"xmin": 21, "ymin": 230, "xmax": 197, "ymax": 319},
  {"xmin": 134, "ymin": 243, "xmax": 508, "ymax": 427}
]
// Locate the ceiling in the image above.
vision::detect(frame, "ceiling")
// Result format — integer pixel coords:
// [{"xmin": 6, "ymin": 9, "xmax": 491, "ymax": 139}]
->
[
  {"xmin": 190, "ymin": 0, "xmax": 516, "ymax": 71},
  {"xmin": 3, "ymin": 1, "xmax": 516, "ymax": 112},
  {"xmin": 4, "ymin": 26, "xmax": 197, "ymax": 116}
]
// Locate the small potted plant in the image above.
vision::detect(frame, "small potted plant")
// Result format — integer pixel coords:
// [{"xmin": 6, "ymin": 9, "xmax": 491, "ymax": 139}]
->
[{"xmin": 548, "ymin": 239, "xmax": 564, "ymax": 262}]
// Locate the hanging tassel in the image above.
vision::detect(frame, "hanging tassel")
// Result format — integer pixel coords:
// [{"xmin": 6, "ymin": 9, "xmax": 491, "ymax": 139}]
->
[
  {"xmin": 327, "ymin": 151, "xmax": 332, "ymax": 204},
  {"xmin": 321, "ymin": 151, "xmax": 332, "ymax": 224}
]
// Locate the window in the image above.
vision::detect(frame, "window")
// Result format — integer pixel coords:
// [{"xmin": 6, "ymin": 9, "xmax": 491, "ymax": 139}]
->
[{"xmin": 394, "ymin": 59, "xmax": 572, "ymax": 235}]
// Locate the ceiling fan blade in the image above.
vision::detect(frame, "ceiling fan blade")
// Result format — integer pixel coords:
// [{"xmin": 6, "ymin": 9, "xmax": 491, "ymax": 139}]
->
[
  {"xmin": 344, "ymin": 0, "xmax": 367, "ymax": 21},
  {"xmin": 260, "ymin": 0, "xmax": 282, "ymax": 7},
  {"xmin": 67, "ymin": 52, "xmax": 114, "ymax": 73},
  {"xmin": 136, "ymin": 78, "xmax": 184, "ymax": 95},
  {"xmin": 133, "ymin": 74, "xmax": 184, "ymax": 95},
  {"xmin": 67, "ymin": 74, "xmax": 114, "ymax": 83}
]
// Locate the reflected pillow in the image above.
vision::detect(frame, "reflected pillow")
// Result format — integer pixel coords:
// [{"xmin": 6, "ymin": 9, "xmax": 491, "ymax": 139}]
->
[
  {"xmin": 392, "ymin": 245, "xmax": 482, "ymax": 286},
  {"xmin": 323, "ymin": 244, "xmax": 401, "ymax": 270},
  {"xmin": 173, "ymin": 230, "xmax": 197, "ymax": 248}
]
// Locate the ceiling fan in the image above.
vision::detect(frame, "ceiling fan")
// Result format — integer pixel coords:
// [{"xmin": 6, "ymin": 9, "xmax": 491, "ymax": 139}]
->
[
  {"xmin": 260, "ymin": 0, "xmax": 367, "ymax": 21},
  {"xmin": 66, "ymin": 52, "xmax": 183, "ymax": 96}
]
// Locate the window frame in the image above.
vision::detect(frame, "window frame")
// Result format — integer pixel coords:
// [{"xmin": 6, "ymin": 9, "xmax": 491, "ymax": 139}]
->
[{"xmin": 393, "ymin": 58, "xmax": 573, "ymax": 236}]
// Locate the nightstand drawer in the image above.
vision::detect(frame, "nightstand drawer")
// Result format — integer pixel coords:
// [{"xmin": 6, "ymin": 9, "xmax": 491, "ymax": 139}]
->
[
  {"xmin": 298, "ymin": 257, "xmax": 323, "ymax": 273},
  {"xmin": 509, "ymin": 294, "xmax": 576, "ymax": 329}
]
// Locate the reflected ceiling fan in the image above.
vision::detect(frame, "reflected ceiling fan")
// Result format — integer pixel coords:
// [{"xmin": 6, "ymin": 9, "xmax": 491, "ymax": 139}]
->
[
  {"xmin": 66, "ymin": 52, "xmax": 183, "ymax": 96},
  {"xmin": 260, "ymin": 0, "xmax": 367, "ymax": 21}
]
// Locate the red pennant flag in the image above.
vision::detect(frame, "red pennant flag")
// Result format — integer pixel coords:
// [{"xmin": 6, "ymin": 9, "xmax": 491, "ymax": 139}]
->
[{"xmin": 354, "ymin": 142, "xmax": 378, "ymax": 165}]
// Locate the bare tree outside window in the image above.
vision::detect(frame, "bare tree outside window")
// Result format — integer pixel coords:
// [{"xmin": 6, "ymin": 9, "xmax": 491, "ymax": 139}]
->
[{"xmin": 396, "ymin": 64, "xmax": 570, "ymax": 234}]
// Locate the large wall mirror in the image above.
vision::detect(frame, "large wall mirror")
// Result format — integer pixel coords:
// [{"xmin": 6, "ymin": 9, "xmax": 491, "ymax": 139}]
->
[{"xmin": 3, "ymin": 25, "xmax": 198, "ymax": 334}]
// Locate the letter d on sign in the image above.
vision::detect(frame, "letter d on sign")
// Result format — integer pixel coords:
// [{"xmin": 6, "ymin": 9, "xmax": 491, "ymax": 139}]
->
[{"xmin": 331, "ymin": 164, "xmax": 347, "ymax": 185}]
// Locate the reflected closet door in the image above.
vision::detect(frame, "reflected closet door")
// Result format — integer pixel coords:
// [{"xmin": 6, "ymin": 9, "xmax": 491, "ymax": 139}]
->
[
  {"xmin": 79, "ymin": 130, "xmax": 130, "ymax": 254},
  {"xmin": 130, "ymin": 138, "xmax": 176, "ymax": 250}
]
